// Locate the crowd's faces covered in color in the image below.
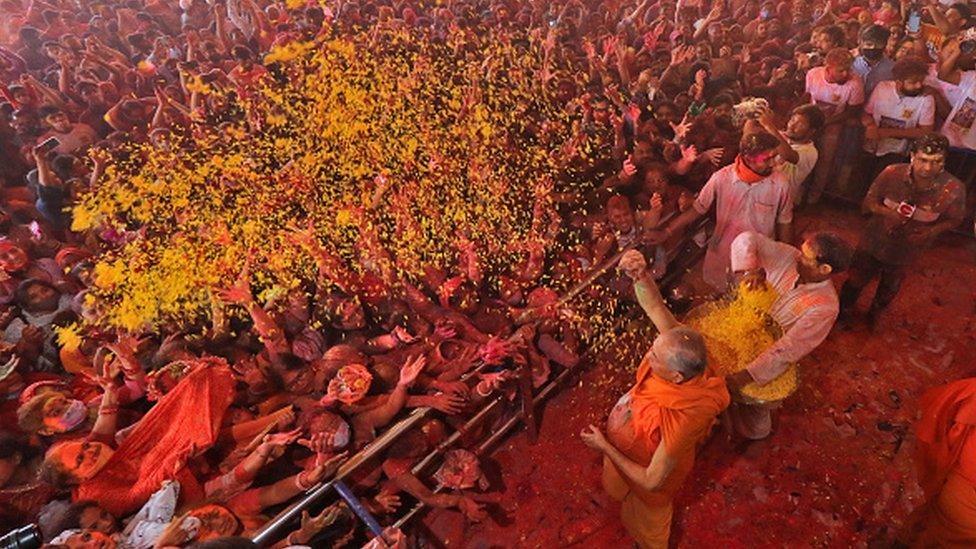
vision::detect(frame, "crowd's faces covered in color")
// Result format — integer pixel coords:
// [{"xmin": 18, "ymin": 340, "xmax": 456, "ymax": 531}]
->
[
  {"xmin": 743, "ymin": 150, "xmax": 778, "ymax": 176},
  {"xmin": 911, "ymin": 150, "xmax": 946, "ymax": 181},
  {"xmin": 0, "ymin": 243, "xmax": 28, "ymax": 272},
  {"xmin": 49, "ymin": 440, "xmax": 115, "ymax": 483},
  {"xmin": 41, "ymin": 394, "xmax": 89, "ymax": 434},
  {"xmin": 59, "ymin": 530, "xmax": 117, "ymax": 549}
]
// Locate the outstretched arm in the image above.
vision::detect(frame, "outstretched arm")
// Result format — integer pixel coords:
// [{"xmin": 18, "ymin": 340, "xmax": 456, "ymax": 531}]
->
[{"xmin": 619, "ymin": 250, "xmax": 679, "ymax": 332}]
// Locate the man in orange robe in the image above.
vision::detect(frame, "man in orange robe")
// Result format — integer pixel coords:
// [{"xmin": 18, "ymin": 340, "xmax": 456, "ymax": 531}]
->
[
  {"xmin": 904, "ymin": 378, "xmax": 976, "ymax": 548},
  {"xmin": 582, "ymin": 250, "xmax": 730, "ymax": 548}
]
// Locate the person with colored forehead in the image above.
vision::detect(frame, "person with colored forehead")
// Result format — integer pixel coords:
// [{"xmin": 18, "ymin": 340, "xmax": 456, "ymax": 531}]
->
[
  {"xmin": 649, "ymin": 131, "xmax": 794, "ymax": 291},
  {"xmin": 581, "ymin": 250, "xmax": 729, "ymax": 548}
]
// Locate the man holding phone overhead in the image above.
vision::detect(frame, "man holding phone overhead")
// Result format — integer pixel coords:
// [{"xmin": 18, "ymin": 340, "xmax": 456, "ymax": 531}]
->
[{"xmin": 839, "ymin": 134, "xmax": 966, "ymax": 330}]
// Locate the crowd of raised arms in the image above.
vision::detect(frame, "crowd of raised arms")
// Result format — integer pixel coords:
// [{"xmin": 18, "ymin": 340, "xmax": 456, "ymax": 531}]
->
[{"xmin": 0, "ymin": 0, "xmax": 972, "ymax": 546}]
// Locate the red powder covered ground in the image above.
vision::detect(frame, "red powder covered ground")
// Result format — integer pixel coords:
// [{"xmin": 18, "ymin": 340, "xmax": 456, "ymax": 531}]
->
[{"xmin": 436, "ymin": 204, "xmax": 976, "ymax": 548}]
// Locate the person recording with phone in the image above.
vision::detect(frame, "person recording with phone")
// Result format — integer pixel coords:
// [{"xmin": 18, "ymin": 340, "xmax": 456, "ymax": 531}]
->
[{"xmin": 839, "ymin": 134, "xmax": 966, "ymax": 330}]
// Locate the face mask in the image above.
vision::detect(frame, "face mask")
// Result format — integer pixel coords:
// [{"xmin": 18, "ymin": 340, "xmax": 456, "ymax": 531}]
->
[
  {"xmin": 861, "ymin": 48, "xmax": 884, "ymax": 61},
  {"xmin": 52, "ymin": 399, "xmax": 89, "ymax": 432}
]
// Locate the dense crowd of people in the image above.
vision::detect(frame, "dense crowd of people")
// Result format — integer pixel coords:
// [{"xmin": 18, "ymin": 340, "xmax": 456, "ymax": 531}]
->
[{"xmin": 0, "ymin": 0, "xmax": 974, "ymax": 546}]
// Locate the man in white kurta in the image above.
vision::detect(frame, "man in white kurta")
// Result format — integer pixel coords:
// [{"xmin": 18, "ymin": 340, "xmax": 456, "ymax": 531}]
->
[
  {"xmin": 651, "ymin": 132, "xmax": 794, "ymax": 291},
  {"xmin": 724, "ymin": 230, "xmax": 854, "ymax": 439},
  {"xmin": 693, "ymin": 162, "xmax": 793, "ymax": 290}
]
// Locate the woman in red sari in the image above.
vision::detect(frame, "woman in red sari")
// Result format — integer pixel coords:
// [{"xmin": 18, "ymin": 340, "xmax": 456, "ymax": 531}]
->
[{"xmin": 40, "ymin": 359, "xmax": 236, "ymax": 516}]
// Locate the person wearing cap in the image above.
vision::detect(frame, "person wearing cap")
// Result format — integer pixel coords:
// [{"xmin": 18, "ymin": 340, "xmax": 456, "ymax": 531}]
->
[
  {"xmin": 725, "ymin": 229, "xmax": 854, "ymax": 439},
  {"xmin": 839, "ymin": 133, "xmax": 966, "ymax": 330}
]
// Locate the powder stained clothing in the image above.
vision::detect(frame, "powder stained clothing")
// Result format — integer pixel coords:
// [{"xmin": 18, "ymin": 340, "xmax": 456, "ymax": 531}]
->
[
  {"xmin": 603, "ymin": 353, "xmax": 729, "ymax": 548},
  {"xmin": 38, "ymin": 123, "xmax": 99, "ymax": 155},
  {"xmin": 864, "ymin": 81, "xmax": 936, "ymax": 156},
  {"xmin": 805, "ymin": 66, "xmax": 865, "ymax": 117},
  {"xmin": 936, "ymin": 70, "xmax": 976, "ymax": 150},
  {"xmin": 907, "ymin": 379, "xmax": 976, "ymax": 547},
  {"xmin": 859, "ymin": 164, "xmax": 966, "ymax": 265},
  {"xmin": 777, "ymin": 141, "xmax": 818, "ymax": 205},
  {"xmin": 729, "ymin": 231, "xmax": 838, "ymax": 385},
  {"xmin": 852, "ymin": 55, "xmax": 894, "ymax": 97},
  {"xmin": 694, "ymin": 164, "xmax": 793, "ymax": 289}
]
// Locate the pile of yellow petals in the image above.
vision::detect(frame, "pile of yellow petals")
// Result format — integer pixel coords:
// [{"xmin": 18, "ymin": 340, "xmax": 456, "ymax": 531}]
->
[{"xmin": 687, "ymin": 284, "xmax": 799, "ymax": 403}]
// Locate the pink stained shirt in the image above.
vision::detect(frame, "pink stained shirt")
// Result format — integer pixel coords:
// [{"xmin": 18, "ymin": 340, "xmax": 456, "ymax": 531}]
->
[
  {"xmin": 693, "ymin": 164, "xmax": 793, "ymax": 290},
  {"xmin": 729, "ymin": 231, "xmax": 839, "ymax": 386}
]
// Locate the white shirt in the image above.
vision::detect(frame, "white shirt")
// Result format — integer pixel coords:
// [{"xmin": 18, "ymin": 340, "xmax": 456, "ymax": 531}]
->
[
  {"xmin": 694, "ymin": 164, "xmax": 793, "ymax": 290},
  {"xmin": 121, "ymin": 481, "xmax": 181, "ymax": 549},
  {"xmin": 777, "ymin": 141, "xmax": 818, "ymax": 206},
  {"xmin": 938, "ymin": 70, "xmax": 976, "ymax": 150},
  {"xmin": 864, "ymin": 80, "xmax": 936, "ymax": 156},
  {"xmin": 805, "ymin": 66, "xmax": 865, "ymax": 117},
  {"xmin": 729, "ymin": 231, "xmax": 839, "ymax": 386}
]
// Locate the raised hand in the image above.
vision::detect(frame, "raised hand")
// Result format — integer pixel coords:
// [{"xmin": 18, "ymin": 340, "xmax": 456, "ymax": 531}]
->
[
  {"xmin": 390, "ymin": 326, "xmax": 416, "ymax": 345},
  {"xmin": 477, "ymin": 370, "xmax": 516, "ymax": 392},
  {"xmin": 679, "ymin": 143, "xmax": 699, "ymax": 163},
  {"xmin": 649, "ymin": 192, "xmax": 664, "ymax": 212},
  {"xmin": 427, "ymin": 393, "xmax": 467, "ymax": 414},
  {"xmin": 108, "ymin": 333, "xmax": 145, "ymax": 358},
  {"xmin": 295, "ymin": 505, "xmax": 343, "ymax": 543},
  {"xmin": 701, "ymin": 147, "xmax": 725, "ymax": 166},
  {"xmin": 479, "ymin": 336, "xmax": 515, "ymax": 365},
  {"xmin": 397, "ymin": 355, "xmax": 427, "ymax": 388},
  {"xmin": 670, "ymin": 114, "xmax": 691, "ymax": 141},
  {"xmin": 305, "ymin": 451, "xmax": 348, "ymax": 485},
  {"xmin": 374, "ymin": 489, "xmax": 401, "ymax": 514},
  {"xmin": 619, "ymin": 157, "xmax": 637, "ymax": 180},
  {"xmin": 619, "ymin": 249, "xmax": 648, "ymax": 279},
  {"xmin": 215, "ymin": 261, "xmax": 253, "ymax": 305},
  {"xmin": 263, "ymin": 427, "xmax": 303, "ymax": 448}
]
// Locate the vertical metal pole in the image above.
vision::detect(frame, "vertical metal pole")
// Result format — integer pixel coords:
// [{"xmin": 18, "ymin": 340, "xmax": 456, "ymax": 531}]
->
[{"xmin": 333, "ymin": 480, "xmax": 385, "ymax": 538}]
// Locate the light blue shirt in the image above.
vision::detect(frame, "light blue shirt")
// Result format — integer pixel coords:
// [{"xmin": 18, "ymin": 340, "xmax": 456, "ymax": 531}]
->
[{"xmin": 853, "ymin": 55, "xmax": 895, "ymax": 97}]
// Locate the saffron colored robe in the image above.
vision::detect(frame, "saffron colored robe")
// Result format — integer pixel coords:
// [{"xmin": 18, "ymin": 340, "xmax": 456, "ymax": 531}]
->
[
  {"xmin": 908, "ymin": 378, "xmax": 976, "ymax": 548},
  {"xmin": 603, "ymin": 352, "xmax": 730, "ymax": 548}
]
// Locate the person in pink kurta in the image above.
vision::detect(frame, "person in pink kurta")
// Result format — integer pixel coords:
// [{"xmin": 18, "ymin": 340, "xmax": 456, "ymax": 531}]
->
[
  {"xmin": 724, "ymin": 230, "xmax": 854, "ymax": 439},
  {"xmin": 649, "ymin": 132, "xmax": 794, "ymax": 291}
]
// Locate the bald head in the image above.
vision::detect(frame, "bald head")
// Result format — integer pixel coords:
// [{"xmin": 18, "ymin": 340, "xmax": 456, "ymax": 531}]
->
[{"xmin": 654, "ymin": 326, "xmax": 708, "ymax": 382}]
